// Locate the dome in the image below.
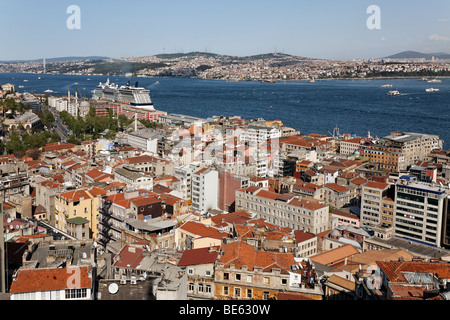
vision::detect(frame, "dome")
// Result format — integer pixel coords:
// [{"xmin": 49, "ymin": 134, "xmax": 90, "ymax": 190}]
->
[
  {"xmin": 80, "ymin": 101, "xmax": 90, "ymax": 107},
  {"xmin": 330, "ymin": 229, "xmax": 341, "ymax": 238}
]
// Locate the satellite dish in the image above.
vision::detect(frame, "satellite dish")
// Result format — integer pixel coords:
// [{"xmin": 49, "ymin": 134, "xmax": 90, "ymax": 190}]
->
[
  {"xmin": 7, "ymin": 218, "xmax": 11, "ymax": 223},
  {"xmin": 9, "ymin": 225, "xmax": 14, "ymax": 230},
  {"xmin": 16, "ymin": 225, "xmax": 20, "ymax": 230},
  {"xmin": 108, "ymin": 283, "xmax": 119, "ymax": 294},
  {"xmin": 82, "ymin": 252, "xmax": 87, "ymax": 259}
]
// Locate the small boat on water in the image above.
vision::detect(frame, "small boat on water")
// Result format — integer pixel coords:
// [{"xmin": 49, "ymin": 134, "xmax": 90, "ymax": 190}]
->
[
  {"xmin": 23, "ymin": 79, "xmax": 28, "ymax": 82},
  {"xmin": 44, "ymin": 89, "xmax": 54, "ymax": 93},
  {"xmin": 38, "ymin": 77, "xmax": 43, "ymax": 80},
  {"xmin": 428, "ymin": 78, "xmax": 442, "ymax": 83},
  {"xmin": 386, "ymin": 90, "xmax": 400, "ymax": 96},
  {"xmin": 426, "ymin": 87, "xmax": 439, "ymax": 92},
  {"xmin": 381, "ymin": 84, "xmax": 392, "ymax": 88}
]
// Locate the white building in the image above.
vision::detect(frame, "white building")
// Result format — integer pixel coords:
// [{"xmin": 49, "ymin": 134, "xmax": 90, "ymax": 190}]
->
[
  {"xmin": 394, "ymin": 177, "xmax": 449, "ymax": 248},
  {"xmin": 127, "ymin": 128, "xmax": 161, "ymax": 153},
  {"xmin": 9, "ymin": 266, "xmax": 93, "ymax": 300},
  {"xmin": 191, "ymin": 168, "xmax": 219, "ymax": 213},
  {"xmin": 174, "ymin": 162, "xmax": 201, "ymax": 200},
  {"xmin": 240, "ymin": 125, "xmax": 281, "ymax": 146}
]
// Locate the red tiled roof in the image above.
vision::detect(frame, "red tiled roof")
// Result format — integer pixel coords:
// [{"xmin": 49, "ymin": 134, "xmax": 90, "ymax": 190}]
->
[
  {"xmin": 365, "ymin": 181, "xmax": 389, "ymax": 190},
  {"xmin": 293, "ymin": 230, "xmax": 316, "ymax": 243},
  {"xmin": 58, "ymin": 189, "xmax": 92, "ymax": 202},
  {"xmin": 219, "ymin": 241, "xmax": 295, "ymax": 274},
  {"xmin": 9, "ymin": 266, "xmax": 92, "ymax": 293},
  {"xmin": 325, "ymin": 183, "xmax": 349, "ymax": 193},
  {"xmin": 309, "ymin": 244, "xmax": 359, "ymax": 266},
  {"xmin": 180, "ymin": 221, "xmax": 228, "ymax": 240},
  {"xmin": 377, "ymin": 261, "xmax": 450, "ymax": 283},
  {"xmin": 131, "ymin": 195, "xmax": 162, "ymax": 207},
  {"xmin": 113, "ymin": 245, "xmax": 145, "ymax": 269},
  {"xmin": 177, "ymin": 246, "xmax": 220, "ymax": 267},
  {"xmin": 43, "ymin": 143, "xmax": 76, "ymax": 152}
]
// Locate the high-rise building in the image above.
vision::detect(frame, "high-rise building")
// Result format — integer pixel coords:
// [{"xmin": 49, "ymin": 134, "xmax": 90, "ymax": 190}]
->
[
  {"xmin": 394, "ymin": 177, "xmax": 448, "ymax": 248},
  {"xmin": 191, "ymin": 168, "xmax": 219, "ymax": 213}
]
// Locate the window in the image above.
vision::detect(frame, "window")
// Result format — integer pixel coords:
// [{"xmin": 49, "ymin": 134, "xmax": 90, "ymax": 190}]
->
[
  {"xmin": 235, "ymin": 273, "xmax": 241, "ymax": 281},
  {"xmin": 234, "ymin": 287, "xmax": 241, "ymax": 297},
  {"xmin": 224, "ymin": 272, "xmax": 229, "ymax": 280},
  {"xmin": 263, "ymin": 291, "xmax": 270, "ymax": 300},
  {"xmin": 187, "ymin": 268, "xmax": 194, "ymax": 275},
  {"xmin": 247, "ymin": 289, "xmax": 253, "ymax": 298},
  {"xmin": 65, "ymin": 288, "xmax": 87, "ymax": 299},
  {"xmin": 281, "ymin": 278, "xmax": 287, "ymax": 285},
  {"xmin": 188, "ymin": 283, "xmax": 194, "ymax": 292},
  {"xmin": 223, "ymin": 286, "xmax": 229, "ymax": 295},
  {"xmin": 246, "ymin": 275, "xmax": 252, "ymax": 283},
  {"xmin": 205, "ymin": 285, "xmax": 211, "ymax": 294},
  {"xmin": 198, "ymin": 284, "xmax": 204, "ymax": 292},
  {"xmin": 264, "ymin": 277, "xmax": 270, "ymax": 285}
]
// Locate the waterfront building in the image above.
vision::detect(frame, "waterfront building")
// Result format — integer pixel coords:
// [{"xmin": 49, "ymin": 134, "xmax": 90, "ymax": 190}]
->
[{"xmin": 361, "ymin": 132, "xmax": 442, "ymax": 172}]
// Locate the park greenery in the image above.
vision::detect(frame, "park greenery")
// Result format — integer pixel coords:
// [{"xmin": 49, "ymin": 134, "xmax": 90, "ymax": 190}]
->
[{"xmin": 1, "ymin": 95, "xmax": 163, "ymax": 157}]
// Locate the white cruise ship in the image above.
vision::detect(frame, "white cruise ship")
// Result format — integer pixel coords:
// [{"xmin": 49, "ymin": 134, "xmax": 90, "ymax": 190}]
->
[{"xmin": 91, "ymin": 78, "xmax": 155, "ymax": 110}]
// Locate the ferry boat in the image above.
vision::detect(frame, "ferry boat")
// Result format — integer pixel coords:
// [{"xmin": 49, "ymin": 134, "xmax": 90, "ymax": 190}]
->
[
  {"xmin": 92, "ymin": 78, "xmax": 155, "ymax": 110},
  {"xmin": 426, "ymin": 87, "xmax": 439, "ymax": 92},
  {"xmin": 386, "ymin": 90, "xmax": 400, "ymax": 96}
]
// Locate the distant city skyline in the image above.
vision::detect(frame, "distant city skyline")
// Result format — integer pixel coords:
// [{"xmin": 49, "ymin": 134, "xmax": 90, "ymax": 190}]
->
[{"xmin": 0, "ymin": 0, "xmax": 449, "ymax": 61}]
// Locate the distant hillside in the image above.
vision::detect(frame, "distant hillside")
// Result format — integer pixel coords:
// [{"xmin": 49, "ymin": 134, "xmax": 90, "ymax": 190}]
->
[
  {"xmin": 384, "ymin": 51, "xmax": 450, "ymax": 60},
  {"xmin": 154, "ymin": 51, "xmax": 304, "ymax": 61}
]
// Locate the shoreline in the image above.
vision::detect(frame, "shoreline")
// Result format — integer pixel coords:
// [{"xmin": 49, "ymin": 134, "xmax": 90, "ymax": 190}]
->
[{"xmin": 1, "ymin": 72, "xmax": 449, "ymax": 83}]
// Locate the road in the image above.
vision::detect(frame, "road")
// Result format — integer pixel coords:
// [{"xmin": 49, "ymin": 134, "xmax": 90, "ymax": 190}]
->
[{"xmin": 41, "ymin": 103, "xmax": 70, "ymax": 142}]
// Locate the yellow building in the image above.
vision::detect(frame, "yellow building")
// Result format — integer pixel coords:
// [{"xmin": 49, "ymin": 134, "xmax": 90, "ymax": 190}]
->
[{"xmin": 54, "ymin": 187, "xmax": 106, "ymax": 240}]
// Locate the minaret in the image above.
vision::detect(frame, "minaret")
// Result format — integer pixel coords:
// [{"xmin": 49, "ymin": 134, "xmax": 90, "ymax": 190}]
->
[{"xmin": 43, "ymin": 58, "xmax": 46, "ymax": 74}]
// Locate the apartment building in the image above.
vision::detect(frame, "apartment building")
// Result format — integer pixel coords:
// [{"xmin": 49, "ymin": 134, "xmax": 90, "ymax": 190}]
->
[
  {"xmin": 177, "ymin": 246, "xmax": 220, "ymax": 300},
  {"xmin": 54, "ymin": 188, "xmax": 106, "ymax": 240},
  {"xmin": 240, "ymin": 125, "xmax": 281, "ymax": 146},
  {"xmin": 127, "ymin": 128, "xmax": 162, "ymax": 153},
  {"xmin": 360, "ymin": 181, "xmax": 392, "ymax": 228},
  {"xmin": 323, "ymin": 183, "xmax": 355, "ymax": 209},
  {"xmin": 125, "ymin": 154, "xmax": 175, "ymax": 177},
  {"xmin": 235, "ymin": 186, "xmax": 329, "ymax": 234},
  {"xmin": 214, "ymin": 241, "xmax": 323, "ymax": 300},
  {"xmin": 394, "ymin": 178, "xmax": 448, "ymax": 248},
  {"xmin": 339, "ymin": 137, "xmax": 365, "ymax": 155},
  {"xmin": 191, "ymin": 168, "xmax": 219, "ymax": 213},
  {"xmin": 361, "ymin": 132, "xmax": 442, "ymax": 172}
]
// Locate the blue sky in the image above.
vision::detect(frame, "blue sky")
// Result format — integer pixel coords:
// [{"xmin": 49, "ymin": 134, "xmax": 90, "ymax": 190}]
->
[{"xmin": 0, "ymin": 0, "xmax": 449, "ymax": 60}]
